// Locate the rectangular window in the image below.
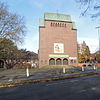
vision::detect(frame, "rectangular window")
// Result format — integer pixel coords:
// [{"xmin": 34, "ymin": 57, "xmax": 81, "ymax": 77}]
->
[
  {"xmin": 74, "ymin": 60, "xmax": 76, "ymax": 63},
  {"xmin": 70, "ymin": 60, "xmax": 73, "ymax": 63}
]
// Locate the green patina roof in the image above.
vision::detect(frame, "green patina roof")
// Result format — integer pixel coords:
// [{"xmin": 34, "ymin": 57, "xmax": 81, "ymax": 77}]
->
[
  {"xmin": 39, "ymin": 18, "xmax": 44, "ymax": 27},
  {"xmin": 44, "ymin": 12, "xmax": 71, "ymax": 22},
  {"xmin": 72, "ymin": 22, "xmax": 77, "ymax": 30},
  {"xmin": 39, "ymin": 12, "xmax": 77, "ymax": 29}
]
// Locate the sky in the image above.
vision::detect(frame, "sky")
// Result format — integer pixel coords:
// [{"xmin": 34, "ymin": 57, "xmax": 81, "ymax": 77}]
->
[{"xmin": 1, "ymin": 0, "xmax": 100, "ymax": 53}]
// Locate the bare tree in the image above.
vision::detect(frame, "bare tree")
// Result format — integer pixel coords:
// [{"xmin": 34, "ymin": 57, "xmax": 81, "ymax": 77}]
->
[
  {"xmin": 75, "ymin": 0, "xmax": 100, "ymax": 18},
  {"xmin": 0, "ymin": 2, "xmax": 26, "ymax": 43}
]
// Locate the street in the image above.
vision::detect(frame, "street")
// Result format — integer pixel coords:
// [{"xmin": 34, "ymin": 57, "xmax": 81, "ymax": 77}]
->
[{"xmin": 0, "ymin": 74, "xmax": 100, "ymax": 100}]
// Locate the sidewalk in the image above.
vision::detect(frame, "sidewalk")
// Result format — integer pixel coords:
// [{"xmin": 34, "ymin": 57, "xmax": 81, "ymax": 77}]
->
[
  {"xmin": 0, "ymin": 66, "xmax": 78, "ymax": 82},
  {"xmin": 0, "ymin": 66, "xmax": 100, "ymax": 87}
]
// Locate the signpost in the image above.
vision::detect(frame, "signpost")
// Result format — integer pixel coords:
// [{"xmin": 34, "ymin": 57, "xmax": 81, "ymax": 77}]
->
[
  {"xmin": 63, "ymin": 68, "xmax": 66, "ymax": 73},
  {"xmin": 82, "ymin": 67, "xmax": 85, "ymax": 71},
  {"xmin": 26, "ymin": 67, "xmax": 29, "ymax": 77}
]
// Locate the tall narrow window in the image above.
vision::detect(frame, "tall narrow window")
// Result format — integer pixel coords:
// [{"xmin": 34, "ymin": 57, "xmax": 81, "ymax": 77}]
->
[
  {"xmin": 65, "ymin": 24, "xmax": 66, "ymax": 27},
  {"xmin": 62, "ymin": 23, "xmax": 64, "ymax": 27},
  {"xmin": 58, "ymin": 23, "xmax": 59, "ymax": 27},
  {"xmin": 51, "ymin": 22, "xmax": 53, "ymax": 26},
  {"xmin": 60, "ymin": 23, "xmax": 61, "ymax": 27},
  {"xmin": 53, "ymin": 23, "xmax": 54, "ymax": 26},
  {"xmin": 55, "ymin": 23, "xmax": 57, "ymax": 27}
]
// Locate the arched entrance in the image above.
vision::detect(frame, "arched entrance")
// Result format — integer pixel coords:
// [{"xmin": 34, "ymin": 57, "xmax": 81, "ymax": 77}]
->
[
  {"xmin": 63, "ymin": 58, "xmax": 68, "ymax": 65},
  {"xmin": 56, "ymin": 58, "xmax": 62, "ymax": 65},
  {"xmin": 49, "ymin": 58, "xmax": 55, "ymax": 65},
  {"xmin": 0, "ymin": 60, "xmax": 4, "ymax": 68}
]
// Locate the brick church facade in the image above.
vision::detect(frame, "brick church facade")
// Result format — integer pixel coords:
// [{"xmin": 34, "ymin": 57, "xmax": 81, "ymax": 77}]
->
[{"xmin": 39, "ymin": 12, "xmax": 78, "ymax": 67}]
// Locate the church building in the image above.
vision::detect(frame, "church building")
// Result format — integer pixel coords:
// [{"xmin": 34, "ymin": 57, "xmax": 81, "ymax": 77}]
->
[{"xmin": 39, "ymin": 12, "xmax": 78, "ymax": 67}]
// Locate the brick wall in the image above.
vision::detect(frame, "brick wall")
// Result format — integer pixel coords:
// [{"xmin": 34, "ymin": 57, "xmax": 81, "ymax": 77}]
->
[{"xmin": 39, "ymin": 20, "xmax": 78, "ymax": 67}]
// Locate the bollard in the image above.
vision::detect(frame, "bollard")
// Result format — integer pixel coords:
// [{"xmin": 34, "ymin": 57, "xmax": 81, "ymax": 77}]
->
[
  {"xmin": 93, "ymin": 65, "xmax": 96, "ymax": 70},
  {"xmin": 8, "ymin": 78, "xmax": 13, "ymax": 81},
  {"xmin": 63, "ymin": 68, "xmax": 66, "ymax": 73},
  {"xmin": 82, "ymin": 67, "xmax": 84, "ymax": 71},
  {"xmin": 26, "ymin": 67, "xmax": 29, "ymax": 77}
]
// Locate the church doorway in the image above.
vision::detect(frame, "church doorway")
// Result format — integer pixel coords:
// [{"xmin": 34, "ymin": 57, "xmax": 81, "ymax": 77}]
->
[
  {"xmin": 49, "ymin": 58, "xmax": 55, "ymax": 65},
  {"xmin": 63, "ymin": 58, "xmax": 68, "ymax": 65},
  {"xmin": 56, "ymin": 58, "xmax": 62, "ymax": 65}
]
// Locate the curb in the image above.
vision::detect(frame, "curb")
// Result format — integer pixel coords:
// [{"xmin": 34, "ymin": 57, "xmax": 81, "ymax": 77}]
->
[{"xmin": 0, "ymin": 71, "xmax": 100, "ymax": 88}]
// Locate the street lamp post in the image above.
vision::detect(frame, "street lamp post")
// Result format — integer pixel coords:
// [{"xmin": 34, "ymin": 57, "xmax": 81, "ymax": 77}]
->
[{"xmin": 96, "ymin": 26, "xmax": 100, "ymax": 52}]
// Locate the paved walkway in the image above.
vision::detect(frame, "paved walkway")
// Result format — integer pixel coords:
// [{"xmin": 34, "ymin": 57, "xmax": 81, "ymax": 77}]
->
[{"xmin": 0, "ymin": 66, "xmax": 100, "ymax": 83}]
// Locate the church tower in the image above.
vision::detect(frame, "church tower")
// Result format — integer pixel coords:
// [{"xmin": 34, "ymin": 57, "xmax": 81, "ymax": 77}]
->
[{"xmin": 39, "ymin": 12, "xmax": 78, "ymax": 67}]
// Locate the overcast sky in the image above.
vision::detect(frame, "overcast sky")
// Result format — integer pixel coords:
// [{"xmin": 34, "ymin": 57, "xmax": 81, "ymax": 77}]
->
[{"xmin": 1, "ymin": 0, "xmax": 100, "ymax": 53}]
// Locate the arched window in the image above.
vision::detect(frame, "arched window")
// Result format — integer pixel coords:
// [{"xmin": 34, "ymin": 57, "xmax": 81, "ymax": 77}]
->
[
  {"xmin": 56, "ymin": 58, "xmax": 62, "ymax": 65},
  {"xmin": 51, "ymin": 22, "xmax": 53, "ymax": 26},
  {"xmin": 65, "ymin": 24, "xmax": 66, "ymax": 27},
  {"xmin": 53, "ymin": 23, "xmax": 55, "ymax": 26},
  {"xmin": 49, "ymin": 58, "xmax": 55, "ymax": 65},
  {"xmin": 63, "ymin": 58, "xmax": 68, "ymax": 65},
  {"xmin": 55, "ymin": 23, "xmax": 58, "ymax": 27},
  {"xmin": 60, "ymin": 23, "xmax": 62, "ymax": 27},
  {"xmin": 58, "ymin": 23, "xmax": 59, "ymax": 27},
  {"xmin": 62, "ymin": 23, "xmax": 64, "ymax": 27}
]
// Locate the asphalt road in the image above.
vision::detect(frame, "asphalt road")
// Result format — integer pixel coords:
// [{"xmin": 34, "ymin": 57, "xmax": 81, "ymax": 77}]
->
[{"xmin": 0, "ymin": 74, "xmax": 100, "ymax": 100}]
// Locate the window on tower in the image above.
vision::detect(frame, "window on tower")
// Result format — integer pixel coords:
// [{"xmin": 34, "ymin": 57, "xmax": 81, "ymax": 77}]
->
[{"xmin": 50, "ymin": 22, "xmax": 66, "ymax": 28}]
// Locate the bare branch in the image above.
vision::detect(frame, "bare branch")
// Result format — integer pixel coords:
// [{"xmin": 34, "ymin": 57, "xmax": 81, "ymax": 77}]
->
[
  {"xmin": 75, "ymin": 0, "xmax": 100, "ymax": 18},
  {"xmin": 0, "ymin": 2, "xmax": 26, "ymax": 44}
]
